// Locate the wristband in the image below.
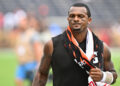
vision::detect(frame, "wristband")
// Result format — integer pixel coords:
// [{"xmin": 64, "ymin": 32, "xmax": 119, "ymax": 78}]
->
[{"xmin": 101, "ymin": 71, "xmax": 113, "ymax": 84}]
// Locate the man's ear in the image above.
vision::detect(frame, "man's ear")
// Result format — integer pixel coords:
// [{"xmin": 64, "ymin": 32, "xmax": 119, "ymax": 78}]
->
[
  {"xmin": 88, "ymin": 17, "xmax": 92, "ymax": 24},
  {"xmin": 67, "ymin": 17, "xmax": 69, "ymax": 21}
]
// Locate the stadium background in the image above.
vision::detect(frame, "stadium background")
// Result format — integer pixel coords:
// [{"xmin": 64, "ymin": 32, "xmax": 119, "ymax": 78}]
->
[{"xmin": 0, "ymin": 0, "xmax": 120, "ymax": 86}]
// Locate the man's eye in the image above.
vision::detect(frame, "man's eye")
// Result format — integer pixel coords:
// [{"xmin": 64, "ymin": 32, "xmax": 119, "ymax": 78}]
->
[
  {"xmin": 78, "ymin": 15, "xmax": 84, "ymax": 18},
  {"xmin": 69, "ymin": 14, "xmax": 75, "ymax": 18}
]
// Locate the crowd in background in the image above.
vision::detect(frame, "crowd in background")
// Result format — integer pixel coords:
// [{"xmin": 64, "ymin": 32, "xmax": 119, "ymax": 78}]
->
[
  {"xmin": 0, "ymin": 8, "xmax": 120, "ymax": 48},
  {"xmin": 0, "ymin": 8, "xmax": 62, "ymax": 48}
]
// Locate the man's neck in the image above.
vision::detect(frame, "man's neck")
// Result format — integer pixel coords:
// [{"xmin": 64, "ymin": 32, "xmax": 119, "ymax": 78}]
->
[{"xmin": 72, "ymin": 29, "xmax": 87, "ymax": 43}]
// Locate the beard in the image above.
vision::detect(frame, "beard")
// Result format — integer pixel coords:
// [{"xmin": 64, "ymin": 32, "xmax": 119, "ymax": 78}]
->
[{"xmin": 72, "ymin": 26, "xmax": 84, "ymax": 33}]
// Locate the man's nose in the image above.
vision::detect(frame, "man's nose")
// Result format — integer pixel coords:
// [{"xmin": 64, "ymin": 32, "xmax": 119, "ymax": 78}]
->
[{"xmin": 74, "ymin": 16, "xmax": 79, "ymax": 22}]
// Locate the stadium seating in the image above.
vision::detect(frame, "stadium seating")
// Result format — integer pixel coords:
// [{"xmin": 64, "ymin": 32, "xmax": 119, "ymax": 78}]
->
[{"xmin": 0, "ymin": 0, "xmax": 120, "ymax": 28}]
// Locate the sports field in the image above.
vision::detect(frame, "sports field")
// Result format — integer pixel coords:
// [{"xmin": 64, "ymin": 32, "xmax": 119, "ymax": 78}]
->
[{"xmin": 0, "ymin": 48, "xmax": 120, "ymax": 86}]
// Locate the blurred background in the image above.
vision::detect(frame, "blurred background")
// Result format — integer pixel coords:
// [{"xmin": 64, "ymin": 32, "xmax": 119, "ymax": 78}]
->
[{"xmin": 0, "ymin": 0, "xmax": 120, "ymax": 86}]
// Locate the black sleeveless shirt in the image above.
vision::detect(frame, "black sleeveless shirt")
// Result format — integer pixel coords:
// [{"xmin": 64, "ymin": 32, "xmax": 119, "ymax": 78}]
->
[{"xmin": 51, "ymin": 31, "xmax": 103, "ymax": 86}]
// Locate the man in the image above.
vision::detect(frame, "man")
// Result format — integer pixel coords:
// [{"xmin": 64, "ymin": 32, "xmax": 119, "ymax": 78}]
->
[
  {"xmin": 32, "ymin": 3, "xmax": 117, "ymax": 86},
  {"xmin": 15, "ymin": 15, "xmax": 42, "ymax": 86}
]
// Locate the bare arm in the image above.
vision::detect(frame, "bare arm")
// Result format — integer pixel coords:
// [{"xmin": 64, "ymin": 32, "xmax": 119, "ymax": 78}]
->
[
  {"xmin": 103, "ymin": 43, "xmax": 117, "ymax": 84},
  {"xmin": 32, "ymin": 40, "xmax": 53, "ymax": 86},
  {"xmin": 90, "ymin": 43, "xmax": 117, "ymax": 83}
]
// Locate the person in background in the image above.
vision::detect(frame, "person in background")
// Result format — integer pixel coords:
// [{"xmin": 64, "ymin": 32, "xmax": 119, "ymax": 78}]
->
[
  {"xmin": 15, "ymin": 14, "xmax": 41, "ymax": 86},
  {"xmin": 32, "ymin": 3, "xmax": 117, "ymax": 86}
]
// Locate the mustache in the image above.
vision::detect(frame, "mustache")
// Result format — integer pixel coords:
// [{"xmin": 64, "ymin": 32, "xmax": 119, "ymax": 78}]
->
[{"xmin": 73, "ymin": 23, "xmax": 81, "ymax": 25}]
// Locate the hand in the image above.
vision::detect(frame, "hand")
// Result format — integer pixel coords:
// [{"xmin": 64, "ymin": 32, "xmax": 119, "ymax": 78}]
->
[{"xmin": 89, "ymin": 67, "xmax": 103, "ymax": 82}]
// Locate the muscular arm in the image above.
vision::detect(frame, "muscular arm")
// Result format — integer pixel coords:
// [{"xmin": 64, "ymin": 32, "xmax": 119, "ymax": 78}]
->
[
  {"xmin": 103, "ymin": 43, "xmax": 117, "ymax": 84},
  {"xmin": 90, "ymin": 43, "xmax": 117, "ymax": 84},
  {"xmin": 32, "ymin": 40, "xmax": 53, "ymax": 86}
]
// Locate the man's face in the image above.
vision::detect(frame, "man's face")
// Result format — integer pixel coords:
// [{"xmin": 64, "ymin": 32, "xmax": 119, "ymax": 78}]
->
[
  {"xmin": 19, "ymin": 17, "xmax": 28, "ymax": 31},
  {"xmin": 67, "ymin": 6, "xmax": 91, "ymax": 33}
]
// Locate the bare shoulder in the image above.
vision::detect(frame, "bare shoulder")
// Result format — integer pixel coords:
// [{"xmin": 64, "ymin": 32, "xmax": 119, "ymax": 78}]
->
[
  {"xmin": 103, "ymin": 42, "xmax": 112, "ymax": 69},
  {"xmin": 44, "ymin": 40, "xmax": 53, "ymax": 56},
  {"xmin": 103, "ymin": 42, "xmax": 111, "ymax": 61}
]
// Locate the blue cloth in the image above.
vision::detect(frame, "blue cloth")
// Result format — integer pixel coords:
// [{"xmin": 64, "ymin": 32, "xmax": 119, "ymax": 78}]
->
[{"xmin": 16, "ymin": 61, "xmax": 37, "ymax": 81}]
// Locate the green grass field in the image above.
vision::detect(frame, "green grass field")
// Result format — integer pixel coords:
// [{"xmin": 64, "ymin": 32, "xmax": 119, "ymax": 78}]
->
[{"xmin": 0, "ymin": 48, "xmax": 120, "ymax": 86}]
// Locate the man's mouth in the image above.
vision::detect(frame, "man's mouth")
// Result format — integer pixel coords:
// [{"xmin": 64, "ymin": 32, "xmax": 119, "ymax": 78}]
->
[
  {"xmin": 73, "ymin": 23, "xmax": 81, "ymax": 25},
  {"xmin": 73, "ymin": 24, "xmax": 81, "ymax": 27}
]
